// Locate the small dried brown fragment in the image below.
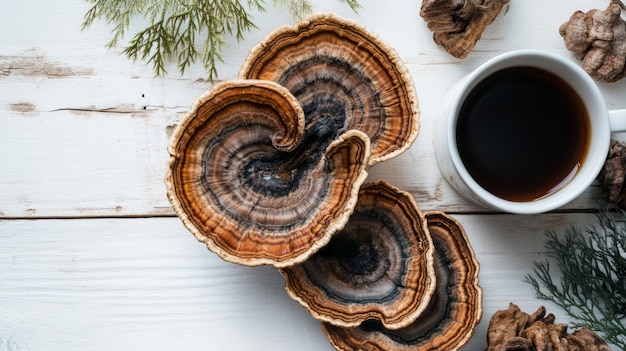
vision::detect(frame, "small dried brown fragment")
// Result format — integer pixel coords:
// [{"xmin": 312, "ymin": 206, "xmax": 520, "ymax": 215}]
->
[
  {"xmin": 486, "ymin": 303, "xmax": 611, "ymax": 351},
  {"xmin": 598, "ymin": 139, "xmax": 626, "ymax": 208},
  {"xmin": 564, "ymin": 327, "xmax": 613, "ymax": 351},
  {"xmin": 501, "ymin": 337, "xmax": 533, "ymax": 351},
  {"xmin": 559, "ymin": 0, "xmax": 626, "ymax": 82},
  {"xmin": 486, "ymin": 304, "xmax": 536, "ymax": 350},
  {"xmin": 519, "ymin": 320, "xmax": 568, "ymax": 351},
  {"xmin": 420, "ymin": 0, "xmax": 510, "ymax": 58}
]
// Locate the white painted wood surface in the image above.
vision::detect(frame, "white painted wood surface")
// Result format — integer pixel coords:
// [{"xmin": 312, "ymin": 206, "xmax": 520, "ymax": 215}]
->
[{"xmin": 1, "ymin": 0, "xmax": 624, "ymax": 350}]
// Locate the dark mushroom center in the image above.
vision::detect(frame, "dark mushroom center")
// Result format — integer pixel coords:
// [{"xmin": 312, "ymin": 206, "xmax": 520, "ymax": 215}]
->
[
  {"xmin": 301, "ymin": 211, "xmax": 409, "ymax": 303},
  {"xmin": 278, "ymin": 55, "xmax": 382, "ymax": 146},
  {"xmin": 323, "ymin": 227, "xmax": 380, "ymax": 276},
  {"xmin": 241, "ymin": 108, "xmax": 344, "ymax": 198},
  {"xmin": 358, "ymin": 233, "xmax": 453, "ymax": 344}
]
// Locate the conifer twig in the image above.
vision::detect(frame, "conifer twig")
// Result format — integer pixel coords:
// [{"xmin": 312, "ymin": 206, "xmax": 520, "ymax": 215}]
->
[
  {"xmin": 81, "ymin": 0, "xmax": 360, "ymax": 81},
  {"xmin": 524, "ymin": 204, "xmax": 626, "ymax": 349}
]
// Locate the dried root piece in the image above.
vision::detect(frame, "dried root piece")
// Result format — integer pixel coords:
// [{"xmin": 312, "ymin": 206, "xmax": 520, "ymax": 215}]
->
[
  {"xmin": 485, "ymin": 303, "xmax": 611, "ymax": 351},
  {"xmin": 599, "ymin": 139, "xmax": 626, "ymax": 208},
  {"xmin": 420, "ymin": 0, "xmax": 510, "ymax": 58},
  {"xmin": 559, "ymin": 0, "xmax": 626, "ymax": 82},
  {"xmin": 564, "ymin": 327, "xmax": 614, "ymax": 351}
]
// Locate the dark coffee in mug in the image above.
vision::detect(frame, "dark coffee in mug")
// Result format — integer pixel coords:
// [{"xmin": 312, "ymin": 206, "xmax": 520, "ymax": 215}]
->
[{"xmin": 455, "ymin": 66, "xmax": 591, "ymax": 202}]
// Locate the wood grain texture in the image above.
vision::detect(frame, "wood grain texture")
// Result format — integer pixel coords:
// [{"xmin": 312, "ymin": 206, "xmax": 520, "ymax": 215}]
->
[
  {"xmin": 1, "ymin": 0, "xmax": 625, "ymax": 350},
  {"xmin": 2, "ymin": 0, "xmax": 624, "ymax": 218},
  {"xmin": 0, "ymin": 215, "xmax": 595, "ymax": 351}
]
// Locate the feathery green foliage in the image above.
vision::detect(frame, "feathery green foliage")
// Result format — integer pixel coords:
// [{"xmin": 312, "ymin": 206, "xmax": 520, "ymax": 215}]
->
[
  {"xmin": 524, "ymin": 204, "xmax": 626, "ymax": 349},
  {"xmin": 81, "ymin": 0, "xmax": 360, "ymax": 81}
]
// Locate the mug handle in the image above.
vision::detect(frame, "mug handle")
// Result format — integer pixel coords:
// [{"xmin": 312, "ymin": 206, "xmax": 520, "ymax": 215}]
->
[{"xmin": 609, "ymin": 109, "xmax": 626, "ymax": 133}]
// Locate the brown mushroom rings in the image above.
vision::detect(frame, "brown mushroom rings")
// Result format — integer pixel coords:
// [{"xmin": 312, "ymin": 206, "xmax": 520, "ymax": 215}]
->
[
  {"xmin": 321, "ymin": 211, "xmax": 482, "ymax": 351},
  {"xmin": 280, "ymin": 180, "xmax": 436, "ymax": 329},
  {"xmin": 165, "ymin": 79, "xmax": 370, "ymax": 267},
  {"xmin": 240, "ymin": 13, "xmax": 419, "ymax": 166}
]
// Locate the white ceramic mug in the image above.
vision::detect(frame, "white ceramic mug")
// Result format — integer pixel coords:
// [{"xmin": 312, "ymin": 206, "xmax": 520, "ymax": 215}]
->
[{"xmin": 436, "ymin": 49, "xmax": 626, "ymax": 214}]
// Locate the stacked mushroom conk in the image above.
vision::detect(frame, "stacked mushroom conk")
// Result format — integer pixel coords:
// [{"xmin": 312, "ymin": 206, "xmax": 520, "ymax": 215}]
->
[{"xmin": 165, "ymin": 13, "xmax": 482, "ymax": 351}]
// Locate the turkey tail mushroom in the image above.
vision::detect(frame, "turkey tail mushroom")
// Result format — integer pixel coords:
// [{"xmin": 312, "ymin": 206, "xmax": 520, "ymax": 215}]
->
[
  {"xmin": 240, "ymin": 13, "xmax": 419, "ymax": 167},
  {"xmin": 165, "ymin": 80, "xmax": 370, "ymax": 268},
  {"xmin": 280, "ymin": 180, "xmax": 436, "ymax": 329},
  {"xmin": 320, "ymin": 210, "xmax": 482, "ymax": 351}
]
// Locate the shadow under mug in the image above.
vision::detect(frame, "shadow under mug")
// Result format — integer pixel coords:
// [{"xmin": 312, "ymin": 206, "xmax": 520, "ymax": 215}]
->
[{"xmin": 436, "ymin": 49, "xmax": 626, "ymax": 214}]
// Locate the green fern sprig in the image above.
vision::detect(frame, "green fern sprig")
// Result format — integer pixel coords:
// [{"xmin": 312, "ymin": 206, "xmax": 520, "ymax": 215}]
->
[
  {"xmin": 524, "ymin": 204, "xmax": 626, "ymax": 349},
  {"xmin": 81, "ymin": 0, "xmax": 360, "ymax": 81}
]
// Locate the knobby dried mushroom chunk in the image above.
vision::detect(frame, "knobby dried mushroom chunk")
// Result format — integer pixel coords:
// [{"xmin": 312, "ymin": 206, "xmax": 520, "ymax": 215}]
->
[
  {"xmin": 165, "ymin": 79, "xmax": 370, "ymax": 267},
  {"xmin": 420, "ymin": 0, "xmax": 510, "ymax": 58},
  {"xmin": 280, "ymin": 180, "xmax": 436, "ymax": 329},
  {"xmin": 240, "ymin": 13, "xmax": 419, "ymax": 166},
  {"xmin": 486, "ymin": 303, "xmax": 611, "ymax": 351},
  {"xmin": 321, "ymin": 211, "xmax": 482, "ymax": 351},
  {"xmin": 599, "ymin": 139, "xmax": 626, "ymax": 207},
  {"xmin": 559, "ymin": 0, "xmax": 626, "ymax": 82}
]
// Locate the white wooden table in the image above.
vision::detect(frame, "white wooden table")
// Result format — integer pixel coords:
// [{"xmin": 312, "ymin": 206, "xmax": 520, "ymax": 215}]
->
[{"xmin": 2, "ymin": 1, "xmax": 624, "ymax": 350}]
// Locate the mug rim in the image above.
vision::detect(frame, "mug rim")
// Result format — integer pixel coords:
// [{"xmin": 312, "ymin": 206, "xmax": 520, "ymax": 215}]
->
[{"xmin": 446, "ymin": 49, "xmax": 610, "ymax": 214}]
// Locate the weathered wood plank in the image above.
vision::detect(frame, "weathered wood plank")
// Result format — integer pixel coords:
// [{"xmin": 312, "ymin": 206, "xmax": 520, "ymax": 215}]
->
[
  {"xmin": 0, "ymin": 214, "xmax": 598, "ymax": 350},
  {"xmin": 2, "ymin": 0, "xmax": 626, "ymax": 218},
  {"xmin": 1, "ymin": 1, "xmax": 625, "ymax": 349}
]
